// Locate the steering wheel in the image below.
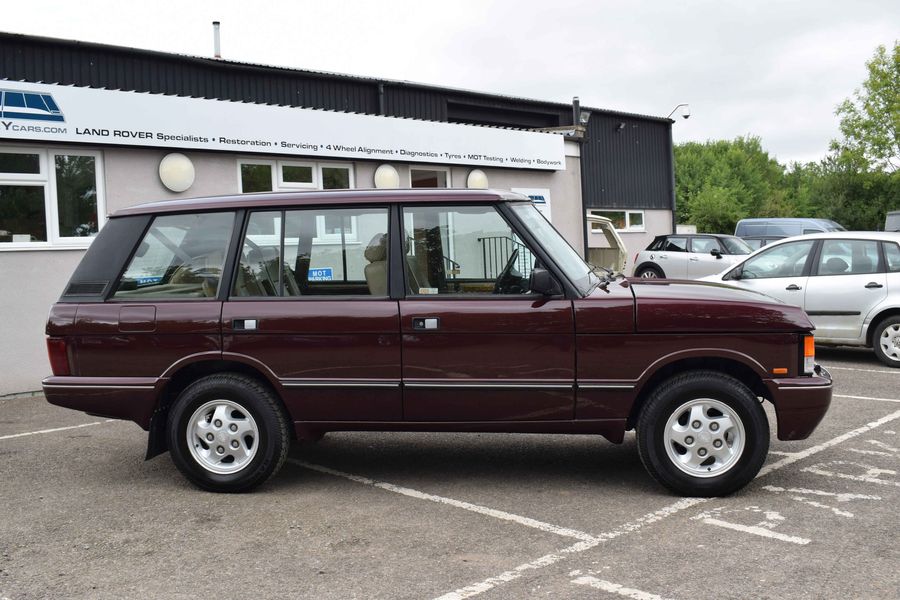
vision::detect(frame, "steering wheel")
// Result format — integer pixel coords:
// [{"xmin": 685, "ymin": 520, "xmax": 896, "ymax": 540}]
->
[{"xmin": 493, "ymin": 249, "xmax": 521, "ymax": 294}]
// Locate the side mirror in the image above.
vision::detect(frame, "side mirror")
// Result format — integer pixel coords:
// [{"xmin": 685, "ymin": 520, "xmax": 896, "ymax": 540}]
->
[
  {"xmin": 530, "ymin": 267, "xmax": 562, "ymax": 296},
  {"xmin": 711, "ymin": 248, "xmax": 723, "ymax": 259}
]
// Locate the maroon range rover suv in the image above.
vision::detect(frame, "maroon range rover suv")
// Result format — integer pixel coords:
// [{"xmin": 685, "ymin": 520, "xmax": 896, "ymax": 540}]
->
[{"xmin": 43, "ymin": 189, "xmax": 832, "ymax": 496}]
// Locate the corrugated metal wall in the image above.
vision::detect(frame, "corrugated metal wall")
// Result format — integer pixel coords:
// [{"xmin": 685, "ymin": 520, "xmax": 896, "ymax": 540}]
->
[{"xmin": 581, "ymin": 113, "xmax": 674, "ymax": 210}]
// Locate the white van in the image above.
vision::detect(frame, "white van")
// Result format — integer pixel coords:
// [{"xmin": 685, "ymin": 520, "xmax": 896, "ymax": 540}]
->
[{"xmin": 734, "ymin": 218, "xmax": 846, "ymax": 238}]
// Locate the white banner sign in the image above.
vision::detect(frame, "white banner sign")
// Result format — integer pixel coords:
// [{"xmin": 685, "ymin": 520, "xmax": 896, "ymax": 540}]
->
[{"xmin": 0, "ymin": 81, "xmax": 566, "ymax": 170}]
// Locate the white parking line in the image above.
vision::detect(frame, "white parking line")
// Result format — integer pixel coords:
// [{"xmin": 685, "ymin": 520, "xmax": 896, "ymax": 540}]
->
[
  {"xmin": 288, "ymin": 459, "xmax": 596, "ymax": 541},
  {"xmin": 432, "ymin": 498, "xmax": 705, "ymax": 600},
  {"xmin": 823, "ymin": 365, "xmax": 900, "ymax": 375},
  {"xmin": 758, "ymin": 409, "xmax": 900, "ymax": 476},
  {"xmin": 698, "ymin": 517, "xmax": 810, "ymax": 545},
  {"xmin": 571, "ymin": 575, "xmax": 675, "ymax": 600},
  {"xmin": 835, "ymin": 394, "xmax": 900, "ymax": 404},
  {"xmin": 0, "ymin": 420, "xmax": 114, "ymax": 441}
]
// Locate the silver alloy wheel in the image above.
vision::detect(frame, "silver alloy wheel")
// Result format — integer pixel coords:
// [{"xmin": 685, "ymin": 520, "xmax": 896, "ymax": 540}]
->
[
  {"xmin": 663, "ymin": 398, "xmax": 745, "ymax": 478},
  {"xmin": 640, "ymin": 269, "xmax": 659, "ymax": 278},
  {"xmin": 879, "ymin": 324, "xmax": 900, "ymax": 363},
  {"xmin": 187, "ymin": 399, "xmax": 259, "ymax": 474}
]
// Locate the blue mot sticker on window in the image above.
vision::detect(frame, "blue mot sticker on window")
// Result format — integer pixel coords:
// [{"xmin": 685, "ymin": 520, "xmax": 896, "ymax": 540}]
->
[
  {"xmin": 0, "ymin": 90, "xmax": 65, "ymax": 122},
  {"xmin": 136, "ymin": 276, "xmax": 163, "ymax": 287},
  {"xmin": 308, "ymin": 268, "xmax": 334, "ymax": 281}
]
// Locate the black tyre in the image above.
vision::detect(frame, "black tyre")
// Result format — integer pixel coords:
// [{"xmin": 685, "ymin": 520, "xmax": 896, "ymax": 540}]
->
[
  {"xmin": 167, "ymin": 373, "xmax": 290, "ymax": 493},
  {"xmin": 636, "ymin": 370, "xmax": 769, "ymax": 497},
  {"xmin": 872, "ymin": 316, "xmax": 900, "ymax": 368},
  {"xmin": 636, "ymin": 265, "xmax": 664, "ymax": 278}
]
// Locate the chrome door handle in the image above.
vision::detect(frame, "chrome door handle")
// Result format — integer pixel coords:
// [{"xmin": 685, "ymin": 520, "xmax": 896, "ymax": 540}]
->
[
  {"xmin": 785, "ymin": 284, "xmax": 802, "ymax": 291},
  {"xmin": 865, "ymin": 282, "xmax": 884, "ymax": 289},
  {"xmin": 689, "ymin": 257, "xmax": 699, "ymax": 262},
  {"xmin": 412, "ymin": 317, "xmax": 440, "ymax": 330}
]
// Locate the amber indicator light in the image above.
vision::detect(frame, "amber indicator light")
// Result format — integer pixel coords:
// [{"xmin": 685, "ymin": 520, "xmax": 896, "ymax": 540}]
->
[{"xmin": 772, "ymin": 367, "xmax": 788, "ymax": 375}]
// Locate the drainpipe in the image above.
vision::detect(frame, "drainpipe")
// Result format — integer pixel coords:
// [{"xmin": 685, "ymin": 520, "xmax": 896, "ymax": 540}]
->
[{"xmin": 668, "ymin": 122, "xmax": 677, "ymax": 234}]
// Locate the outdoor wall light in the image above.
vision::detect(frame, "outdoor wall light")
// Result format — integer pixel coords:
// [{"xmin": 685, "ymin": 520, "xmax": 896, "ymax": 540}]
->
[
  {"xmin": 373, "ymin": 164, "xmax": 400, "ymax": 188},
  {"xmin": 158, "ymin": 153, "xmax": 195, "ymax": 193},
  {"xmin": 466, "ymin": 169, "xmax": 489, "ymax": 189},
  {"xmin": 667, "ymin": 103, "xmax": 691, "ymax": 120}
]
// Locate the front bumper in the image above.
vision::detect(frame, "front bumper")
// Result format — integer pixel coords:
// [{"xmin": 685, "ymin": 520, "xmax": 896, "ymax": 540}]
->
[
  {"xmin": 42, "ymin": 376, "xmax": 161, "ymax": 430},
  {"xmin": 765, "ymin": 365, "xmax": 833, "ymax": 440}
]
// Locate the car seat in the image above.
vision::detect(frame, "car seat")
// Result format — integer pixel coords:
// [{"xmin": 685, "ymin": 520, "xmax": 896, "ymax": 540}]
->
[{"xmin": 364, "ymin": 233, "xmax": 388, "ymax": 296}]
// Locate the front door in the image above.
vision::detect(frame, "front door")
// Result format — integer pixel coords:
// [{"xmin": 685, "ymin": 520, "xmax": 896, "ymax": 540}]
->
[
  {"xmin": 731, "ymin": 239, "xmax": 816, "ymax": 307},
  {"xmin": 687, "ymin": 236, "xmax": 726, "ymax": 278},
  {"xmin": 398, "ymin": 204, "xmax": 575, "ymax": 422}
]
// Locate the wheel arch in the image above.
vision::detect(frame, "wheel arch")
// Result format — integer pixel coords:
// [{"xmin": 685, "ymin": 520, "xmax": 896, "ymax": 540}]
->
[
  {"xmin": 626, "ymin": 355, "xmax": 769, "ymax": 431},
  {"xmin": 634, "ymin": 262, "xmax": 665, "ymax": 278},
  {"xmin": 147, "ymin": 358, "xmax": 291, "ymax": 460},
  {"xmin": 866, "ymin": 307, "xmax": 900, "ymax": 346}
]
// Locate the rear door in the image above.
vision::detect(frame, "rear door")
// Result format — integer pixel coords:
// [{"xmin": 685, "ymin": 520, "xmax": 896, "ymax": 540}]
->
[
  {"xmin": 222, "ymin": 206, "xmax": 402, "ymax": 421},
  {"xmin": 804, "ymin": 238, "xmax": 887, "ymax": 341},
  {"xmin": 398, "ymin": 203, "xmax": 575, "ymax": 422}
]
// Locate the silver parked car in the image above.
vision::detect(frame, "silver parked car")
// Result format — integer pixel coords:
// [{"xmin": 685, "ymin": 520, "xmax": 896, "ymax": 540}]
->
[
  {"xmin": 632, "ymin": 234, "xmax": 752, "ymax": 279},
  {"xmin": 701, "ymin": 232, "xmax": 900, "ymax": 367}
]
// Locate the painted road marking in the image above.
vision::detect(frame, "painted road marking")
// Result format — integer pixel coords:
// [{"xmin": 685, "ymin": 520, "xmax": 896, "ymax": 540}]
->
[
  {"xmin": 288, "ymin": 459, "xmax": 596, "ymax": 541},
  {"xmin": 692, "ymin": 507, "xmax": 811, "ymax": 545},
  {"xmin": 0, "ymin": 420, "xmax": 114, "ymax": 441},
  {"xmin": 432, "ymin": 498, "xmax": 704, "ymax": 600},
  {"xmin": 835, "ymin": 394, "xmax": 900, "ymax": 404},
  {"xmin": 803, "ymin": 461, "xmax": 900, "ymax": 488},
  {"xmin": 571, "ymin": 575, "xmax": 675, "ymax": 599},
  {"xmin": 758, "ymin": 409, "xmax": 900, "ymax": 476},
  {"xmin": 823, "ymin": 365, "xmax": 900, "ymax": 375},
  {"xmin": 767, "ymin": 450, "xmax": 797, "ymax": 457},
  {"xmin": 760, "ymin": 485, "xmax": 877, "ymax": 518}
]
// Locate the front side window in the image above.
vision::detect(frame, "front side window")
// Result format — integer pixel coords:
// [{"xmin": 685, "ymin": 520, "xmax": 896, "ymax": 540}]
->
[
  {"xmin": 0, "ymin": 148, "xmax": 104, "ymax": 248},
  {"xmin": 816, "ymin": 239, "xmax": 880, "ymax": 276},
  {"xmin": 114, "ymin": 212, "xmax": 234, "ymax": 299},
  {"xmin": 234, "ymin": 207, "xmax": 389, "ymax": 297},
  {"xmin": 403, "ymin": 204, "xmax": 540, "ymax": 295},
  {"xmin": 690, "ymin": 237, "xmax": 719, "ymax": 254},
  {"xmin": 738, "ymin": 240, "xmax": 814, "ymax": 279}
]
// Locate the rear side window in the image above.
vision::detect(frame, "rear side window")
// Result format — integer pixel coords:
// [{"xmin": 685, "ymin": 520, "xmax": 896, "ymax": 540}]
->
[
  {"xmin": 113, "ymin": 212, "xmax": 235, "ymax": 299},
  {"xmin": 882, "ymin": 242, "xmax": 900, "ymax": 273},
  {"xmin": 233, "ymin": 207, "xmax": 389, "ymax": 297},
  {"xmin": 816, "ymin": 239, "xmax": 879, "ymax": 275}
]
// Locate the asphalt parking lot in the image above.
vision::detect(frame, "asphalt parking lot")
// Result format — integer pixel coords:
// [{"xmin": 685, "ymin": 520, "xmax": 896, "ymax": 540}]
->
[{"xmin": 2, "ymin": 347, "xmax": 899, "ymax": 600}]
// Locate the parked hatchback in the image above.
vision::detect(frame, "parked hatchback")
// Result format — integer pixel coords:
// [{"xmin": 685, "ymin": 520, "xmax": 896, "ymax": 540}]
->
[
  {"xmin": 44, "ymin": 189, "xmax": 832, "ymax": 496},
  {"xmin": 632, "ymin": 234, "xmax": 752, "ymax": 279},
  {"xmin": 702, "ymin": 232, "xmax": 900, "ymax": 367}
]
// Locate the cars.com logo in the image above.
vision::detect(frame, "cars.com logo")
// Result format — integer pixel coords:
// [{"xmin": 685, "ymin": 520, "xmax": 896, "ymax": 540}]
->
[{"xmin": 0, "ymin": 89, "xmax": 65, "ymax": 122}]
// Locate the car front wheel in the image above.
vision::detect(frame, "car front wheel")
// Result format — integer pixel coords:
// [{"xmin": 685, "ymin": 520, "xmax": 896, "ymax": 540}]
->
[
  {"xmin": 636, "ymin": 370, "xmax": 769, "ymax": 497},
  {"xmin": 873, "ymin": 316, "xmax": 900, "ymax": 368},
  {"xmin": 167, "ymin": 373, "xmax": 290, "ymax": 492}
]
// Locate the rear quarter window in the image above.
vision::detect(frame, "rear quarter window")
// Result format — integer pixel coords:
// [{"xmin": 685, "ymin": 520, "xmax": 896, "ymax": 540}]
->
[{"xmin": 113, "ymin": 212, "xmax": 235, "ymax": 299}]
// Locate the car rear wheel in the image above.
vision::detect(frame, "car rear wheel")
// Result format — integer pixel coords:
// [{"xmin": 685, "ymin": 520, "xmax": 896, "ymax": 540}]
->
[
  {"xmin": 636, "ymin": 265, "xmax": 663, "ymax": 278},
  {"xmin": 636, "ymin": 370, "xmax": 769, "ymax": 497},
  {"xmin": 873, "ymin": 316, "xmax": 900, "ymax": 368},
  {"xmin": 167, "ymin": 373, "xmax": 290, "ymax": 492}
]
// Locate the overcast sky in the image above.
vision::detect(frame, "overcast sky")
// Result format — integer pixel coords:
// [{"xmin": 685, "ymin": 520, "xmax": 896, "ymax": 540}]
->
[{"xmin": 2, "ymin": 0, "xmax": 897, "ymax": 164}]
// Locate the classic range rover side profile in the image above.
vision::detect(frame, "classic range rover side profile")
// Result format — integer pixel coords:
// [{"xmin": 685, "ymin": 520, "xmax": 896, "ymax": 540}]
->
[{"xmin": 43, "ymin": 189, "xmax": 832, "ymax": 496}]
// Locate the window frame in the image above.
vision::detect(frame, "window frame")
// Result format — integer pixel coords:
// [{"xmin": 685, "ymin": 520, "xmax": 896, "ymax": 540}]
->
[
  {"xmin": 408, "ymin": 166, "xmax": 451, "ymax": 189},
  {"xmin": 587, "ymin": 209, "xmax": 645, "ymax": 233},
  {"xmin": 732, "ymin": 239, "xmax": 817, "ymax": 280},
  {"xmin": 237, "ymin": 159, "xmax": 277, "ymax": 193},
  {"xmin": 0, "ymin": 146, "xmax": 106, "ymax": 251},
  {"xmin": 277, "ymin": 160, "xmax": 317, "ymax": 189}
]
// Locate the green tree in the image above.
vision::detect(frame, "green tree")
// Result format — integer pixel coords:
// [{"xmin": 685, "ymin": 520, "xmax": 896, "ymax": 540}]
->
[{"xmin": 833, "ymin": 42, "xmax": 900, "ymax": 172}]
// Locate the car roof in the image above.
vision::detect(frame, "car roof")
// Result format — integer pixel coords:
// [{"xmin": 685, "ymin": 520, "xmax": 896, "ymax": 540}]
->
[
  {"xmin": 111, "ymin": 188, "xmax": 530, "ymax": 217},
  {"xmin": 751, "ymin": 231, "xmax": 900, "ymax": 249}
]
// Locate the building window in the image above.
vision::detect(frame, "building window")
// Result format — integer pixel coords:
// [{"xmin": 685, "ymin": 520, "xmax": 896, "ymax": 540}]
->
[
  {"xmin": 410, "ymin": 167, "xmax": 450, "ymax": 188},
  {"xmin": 588, "ymin": 209, "xmax": 644, "ymax": 232},
  {"xmin": 239, "ymin": 160, "xmax": 356, "ymax": 243},
  {"xmin": 0, "ymin": 147, "xmax": 105, "ymax": 249}
]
